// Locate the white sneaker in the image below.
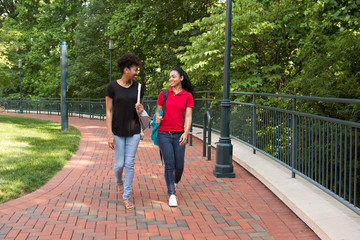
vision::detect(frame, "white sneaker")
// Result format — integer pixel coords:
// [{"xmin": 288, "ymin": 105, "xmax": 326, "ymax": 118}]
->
[{"xmin": 169, "ymin": 194, "xmax": 178, "ymax": 207}]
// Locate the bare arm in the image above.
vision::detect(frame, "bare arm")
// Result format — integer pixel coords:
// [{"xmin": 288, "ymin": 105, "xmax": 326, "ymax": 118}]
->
[
  {"xmin": 179, "ymin": 107, "xmax": 193, "ymax": 146},
  {"xmin": 155, "ymin": 105, "xmax": 163, "ymax": 124},
  {"xmin": 106, "ymin": 96, "xmax": 115, "ymax": 150}
]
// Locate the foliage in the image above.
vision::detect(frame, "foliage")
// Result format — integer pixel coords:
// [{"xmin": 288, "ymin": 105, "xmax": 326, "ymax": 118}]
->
[
  {"xmin": 71, "ymin": 0, "xmax": 117, "ymax": 98},
  {"xmin": 0, "ymin": 0, "xmax": 359, "ymax": 121},
  {"xmin": 177, "ymin": 0, "xmax": 307, "ymax": 95},
  {"xmin": 107, "ymin": 0, "xmax": 217, "ymax": 95},
  {"xmin": 0, "ymin": 115, "xmax": 81, "ymax": 203},
  {"xmin": 291, "ymin": 0, "xmax": 360, "ymax": 121},
  {"xmin": 0, "ymin": 0, "xmax": 86, "ymax": 98}
]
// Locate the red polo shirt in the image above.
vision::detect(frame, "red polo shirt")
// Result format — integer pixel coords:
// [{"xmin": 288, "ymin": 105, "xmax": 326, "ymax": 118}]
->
[{"xmin": 157, "ymin": 88, "xmax": 194, "ymax": 132}]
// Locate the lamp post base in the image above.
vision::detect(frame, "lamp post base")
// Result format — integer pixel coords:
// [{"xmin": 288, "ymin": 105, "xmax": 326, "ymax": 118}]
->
[{"xmin": 214, "ymin": 140, "xmax": 235, "ymax": 178}]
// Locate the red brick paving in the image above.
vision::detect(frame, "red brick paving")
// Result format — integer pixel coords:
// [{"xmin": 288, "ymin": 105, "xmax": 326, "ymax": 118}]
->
[{"xmin": 0, "ymin": 113, "xmax": 320, "ymax": 240}]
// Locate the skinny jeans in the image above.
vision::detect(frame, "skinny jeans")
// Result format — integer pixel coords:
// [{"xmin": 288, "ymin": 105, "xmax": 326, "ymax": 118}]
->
[
  {"xmin": 113, "ymin": 134, "xmax": 140, "ymax": 200},
  {"xmin": 157, "ymin": 131, "xmax": 185, "ymax": 196}
]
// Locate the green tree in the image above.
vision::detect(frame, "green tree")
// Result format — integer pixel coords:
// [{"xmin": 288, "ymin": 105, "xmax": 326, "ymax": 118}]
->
[
  {"xmin": 0, "ymin": 0, "xmax": 85, "ymax": 98},
  {"xmin": 24, "ymin": 0, "xmax": 85, "ymax": 98},
  {"xmin": 177, "ymin": 0, "xmax": 307, "ymax": 96},
  {"xmin": 70, "ymin": 0, "xmax": 117, "ymax": 98},
  {"xmin": 1, "ymin": 0, "xmax": 359, "ymax": 109},
  {"xmin": 0, "ymin": 0, "xmax": 38, "ymax": 97},
  {"xmin": 0, "ymin": 0, "xmax": 17, "ymax": 18},
  {"xmin": 292, "ymin": 0, "xmax": 360, "ymax": 121},
  {"xmin": 108, "ymin": 0, "xmax": 217, "ymax": 95}
]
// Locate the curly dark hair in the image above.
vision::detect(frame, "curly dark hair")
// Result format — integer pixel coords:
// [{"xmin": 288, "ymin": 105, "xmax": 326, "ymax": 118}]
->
[
  {"xmin": 171, "ymin": 67, "xmax": 195, "ymax": 98},
  {"xmin": 117, "ymin": 53, "xmax": 141, "ymax": 74}
]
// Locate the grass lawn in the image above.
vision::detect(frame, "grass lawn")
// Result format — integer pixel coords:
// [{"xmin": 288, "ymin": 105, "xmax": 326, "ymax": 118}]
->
[{"xmin": 0, "ymin": 115, "xmax": 81, "ymax": 204}]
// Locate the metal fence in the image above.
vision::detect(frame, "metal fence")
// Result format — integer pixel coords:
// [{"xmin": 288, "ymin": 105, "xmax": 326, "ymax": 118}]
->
[
  {"xmin": 0, "ymin": 98, "xmax": 105, "ymax": 120},
  {"xmin": 188, "ymin": 91, "xmax": 360, "ymax": 215},
  {"xmin": 1, "ymin": 93, "xmax": 359, "ymax": 214}
]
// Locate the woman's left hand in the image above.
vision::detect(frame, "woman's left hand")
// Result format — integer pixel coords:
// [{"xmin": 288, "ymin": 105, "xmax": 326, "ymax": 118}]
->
[
  {"xmin": 135, "ymin": 103, "xmax": 144, "ymax": 114},
  {"xmin": 179, "ymin": 133, "xmax": 188, "ymax": 146}
]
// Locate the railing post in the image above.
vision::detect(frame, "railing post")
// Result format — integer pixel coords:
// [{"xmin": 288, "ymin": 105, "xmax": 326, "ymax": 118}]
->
[
  {"xmin": 100, "ymin": 104, "xmax": 104, "ymax": 120},
  {"xmin": 205, "ymin": 92, "xmax": 208, "ymax": 113},
  {"xmin": 207, "ymin": 111, "xmax": 212, "ymax": 161},
  {"xmin": 203, "ymin": 112, "xmax": 207, "ymax": 157},
  {"xmin": 203, "ymin": 111, "xmax": 212, "ymax": 160},
  {"xmin": 252, "ymin": 94, "xmax": 256, "ymax": 154},
  {"xmin": 16, "ymin": 100, "xmax": 20, "ymax": 113},
  {"xmin": 203, "ymin": 92, "xmax": 208, "ymax": 153},
  {"xmin": 88, "ymin": 99, "xmax": 91, "ymax": 118},
  {"xmin": 291, "ymin": 98, "xmax": 297, "ymax": 178},
  {"xmin": 189, "ymin": 124, "xmax": 193, "ymax": 146},
  {"xmin": 90, "ymin": 103, "xmax": 94, "ymax": 120}
]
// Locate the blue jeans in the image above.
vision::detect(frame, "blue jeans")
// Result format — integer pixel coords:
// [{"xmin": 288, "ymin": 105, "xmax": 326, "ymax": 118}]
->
[
  {"xmin": 157, "ymin": 131, "xmax": 185, "ymax": 196},
  {"xmin": 113, "ymin": 134, "xmax": 141, "ymax": 200}
]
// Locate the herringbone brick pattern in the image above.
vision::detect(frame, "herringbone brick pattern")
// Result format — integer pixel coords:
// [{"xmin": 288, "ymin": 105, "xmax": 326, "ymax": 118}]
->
[{"xmin": 0, "ymin": 113, "xmax": 319, "ymax": 239}]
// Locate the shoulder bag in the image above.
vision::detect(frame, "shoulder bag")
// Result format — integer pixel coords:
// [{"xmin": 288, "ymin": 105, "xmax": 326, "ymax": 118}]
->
[{"xmin": 150, "ymin": 89, "xmax": 169, "ymax": 145}]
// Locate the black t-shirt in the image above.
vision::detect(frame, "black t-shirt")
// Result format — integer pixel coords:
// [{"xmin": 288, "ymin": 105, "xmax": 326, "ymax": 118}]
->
[{"xmin": 106, "ymin": 81, "xmax": 144, "ymax": 137}]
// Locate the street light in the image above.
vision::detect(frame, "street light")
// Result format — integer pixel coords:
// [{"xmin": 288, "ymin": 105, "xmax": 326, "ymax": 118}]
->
[
  {"xmin": 214, "ymin": 0, "xmax": 235, "ymax": 178},
  {"xmin": 18, "ymin": 59, "xmax": 23, "ymax": 113},
  {"xmin": 109, "ymin": 40, "xmax": 114, "ymax": 83}
]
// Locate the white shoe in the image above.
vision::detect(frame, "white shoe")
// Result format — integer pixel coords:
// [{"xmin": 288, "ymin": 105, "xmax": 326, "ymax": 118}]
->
[{"xmin": 169, "ymin": 194, "xmax": 178, "ymax": 207}]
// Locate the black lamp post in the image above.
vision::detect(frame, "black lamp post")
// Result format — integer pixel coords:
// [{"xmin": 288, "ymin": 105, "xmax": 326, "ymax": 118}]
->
[
  {"xmin": 214, "ymin": 0, "xmax": 235, "ymax": 178},
  {"xmin": 109, "ymin": 40, "xmax": 114, "ymax": 83},
  {"xmin": 18, "ymin": 59, "xmax": 23, "ymax": 113}
]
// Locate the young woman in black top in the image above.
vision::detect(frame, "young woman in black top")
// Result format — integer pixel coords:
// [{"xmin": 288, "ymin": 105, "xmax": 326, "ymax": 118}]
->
[{"xmin": 106, "ymin": 53, "xmax": 144, "ymax": 210}]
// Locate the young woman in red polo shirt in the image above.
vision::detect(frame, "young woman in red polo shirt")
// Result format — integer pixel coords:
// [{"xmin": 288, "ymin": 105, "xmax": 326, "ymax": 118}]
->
[{"xmin": 155, "ymin": 67, "xmax": 194, "ymax": 207}]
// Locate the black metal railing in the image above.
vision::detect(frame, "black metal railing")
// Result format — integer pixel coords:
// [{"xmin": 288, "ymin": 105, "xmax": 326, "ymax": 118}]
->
[
  {"xmin": 0, "ymin": 98, "xmax": 105, "ymax": 120},
  {"xmin": 1, "ymin": 92, "xmax": 359, "ymax": 214},
  {"xmin": 188, "ymin": 91, "xmax": 360, "ymax": 215}
]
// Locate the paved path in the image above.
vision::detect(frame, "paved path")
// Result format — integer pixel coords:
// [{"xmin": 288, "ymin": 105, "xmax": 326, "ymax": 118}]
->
[{"xmin": 0, "ymin": 113, "xmax": 319, "ymax": 240}]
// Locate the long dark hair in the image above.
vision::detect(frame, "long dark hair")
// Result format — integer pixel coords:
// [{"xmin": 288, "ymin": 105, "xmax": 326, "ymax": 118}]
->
[{"xmin": 171, "ymin": 67, "xmax": 195, "ymax": 98}]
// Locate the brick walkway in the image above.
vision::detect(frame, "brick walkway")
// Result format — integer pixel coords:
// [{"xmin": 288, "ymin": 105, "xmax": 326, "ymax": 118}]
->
[{"xmin": 0, "ymin": 113, "xmax": 320, "ymax": 240}]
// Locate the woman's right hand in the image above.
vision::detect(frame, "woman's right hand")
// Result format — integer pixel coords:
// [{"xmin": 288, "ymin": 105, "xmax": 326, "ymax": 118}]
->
[
  {"xmin": 108, "ymin": 135, "xmax": 115, "ymax": 150},
  {"xmin": 155, "ymin": 115, "xmax": 163, "ymax": 124}
]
